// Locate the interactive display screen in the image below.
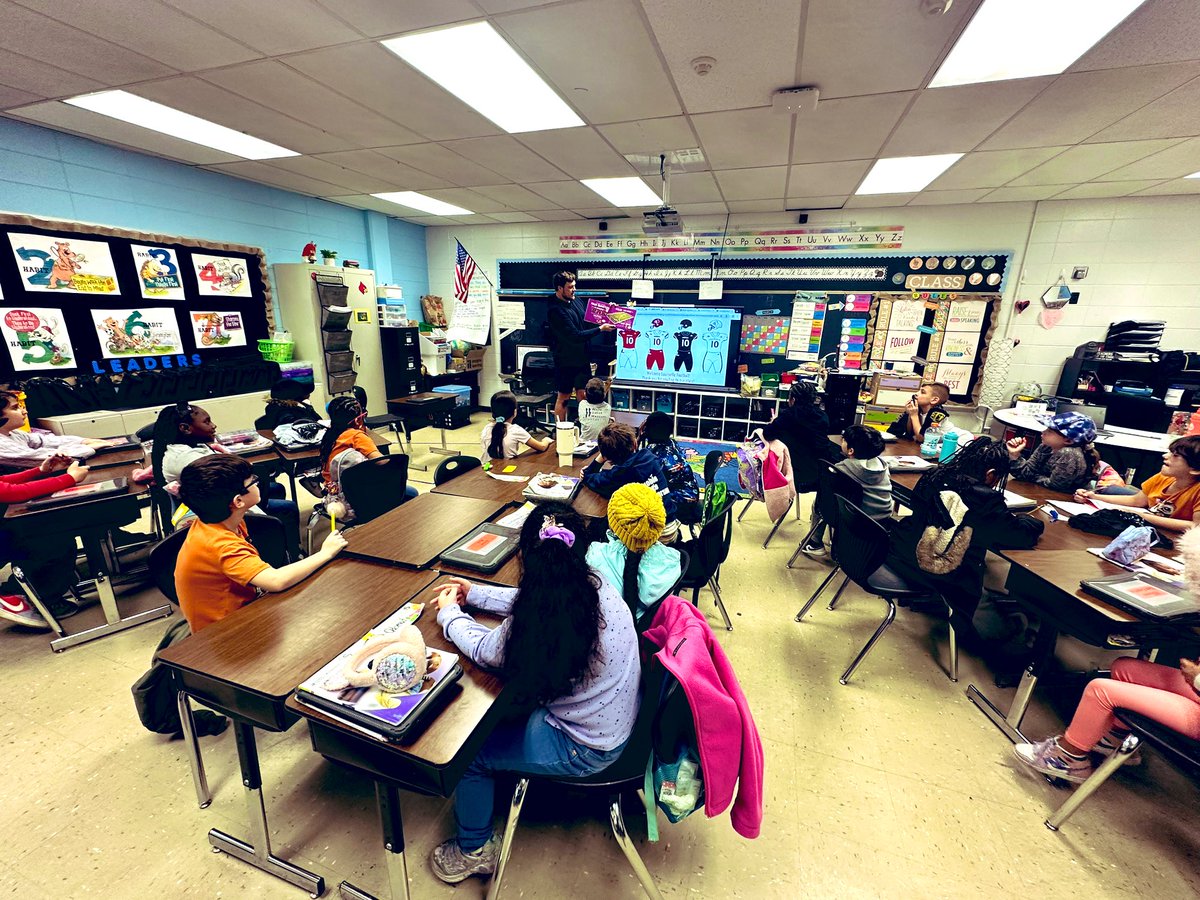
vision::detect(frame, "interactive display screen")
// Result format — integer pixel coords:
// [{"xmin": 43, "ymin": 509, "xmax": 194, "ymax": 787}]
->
[{"xmin": 614, "ymin": 305, "xmax": 741, "ymax": 390}]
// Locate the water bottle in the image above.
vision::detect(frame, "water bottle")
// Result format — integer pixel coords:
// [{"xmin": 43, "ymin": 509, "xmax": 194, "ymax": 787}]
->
[
  {"xmin": 939, "ymin": 428, "xmax": 960, "ymax": 462},
  {"xmin": 920, "ymin": 422, "xmax": 943, "ymax": 459}
]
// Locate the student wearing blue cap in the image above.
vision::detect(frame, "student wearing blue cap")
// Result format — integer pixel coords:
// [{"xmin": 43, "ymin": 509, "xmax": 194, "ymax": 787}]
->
[{"xmin": 1005, "ymin": 411, "xmax": 1099, "ymax": 494}]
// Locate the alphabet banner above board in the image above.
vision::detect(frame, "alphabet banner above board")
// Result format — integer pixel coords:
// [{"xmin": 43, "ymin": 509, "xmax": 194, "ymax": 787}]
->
[{"xmin": 559, "ymin": 226, "xmax": 904, "ymax": 255}]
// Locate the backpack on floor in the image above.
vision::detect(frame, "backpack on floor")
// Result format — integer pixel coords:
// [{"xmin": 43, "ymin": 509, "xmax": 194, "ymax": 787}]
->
[{"xmin": 131, "ymin": 617, "xmax": 191, "ymax": 734}]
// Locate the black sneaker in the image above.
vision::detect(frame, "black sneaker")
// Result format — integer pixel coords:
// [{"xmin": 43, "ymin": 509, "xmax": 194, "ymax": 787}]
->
[{"xmin": 44, "ymin": 595, "xmax": 82, "ymax": 621}]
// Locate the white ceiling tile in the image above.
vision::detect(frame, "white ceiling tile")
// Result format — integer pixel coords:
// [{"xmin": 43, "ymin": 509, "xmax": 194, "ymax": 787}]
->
[
  {"xmin": 310, "ymin": 150, "xmax": 451, "ymax": 190},
  {"xmin": 9, "ymin": 100, "xmax": 239, "ymax": 165},
  {"xmin": 283, "ymin": 44, "xmax": 500, "ymax": 142},
  {"xmin": 673, "ymin": 202, "xmax": 729, "ymax": 215},
  {"xmin": 1008, "ymin": 140, "xmax": 1183, "ymax": 186},
  {"xmin": 202, "ymin": 61, "xmax": 426, "ymax": 148},
  {"xmin": 472, "ymin": 183, "xmax": 560, "ymax": 209},
  {"xmin": 928, "ymin": 147, "xmax": 1068, "ymax": 189},
  {"xmin": 317, "ymin": 194, "xmax": 416, "ymax": 216},
  {"xmin": 525, "ymin": 181, "xmax": 603, "ymax": 206},
  {"xmin": 1052, "ymin": 181, "xmax": 1167, "ymax": 200},
  {"xmin": 516, "ymin": 127, "xmax": 635, "ymax": 178},
  {"xmin": 12, "ymin": 0, "xmax": 261, "ymax": 70},
  {"xmin": 800, "ymin": 0, "xmax": 981, "ymax": 99},
  {"xmin": 441, "ymin": 136, "xmax": 567, "ymax": 182},
  {"xmin": 137, "ymin": 76, "xmax": 353, "ymax": 155},
  {"xmin": 207, "ymin": 160, "xmax": 346, "ymax": 195},
  {"xmin": 161, "ymin": 0, "xmax": 360, "ymax": 55},
  {"xmin": 0, "ymin": 49, "xmax": 103, "ymax": 100},
  {"xmin": 692, "ymin": 107, "xmax": 791, "ymax": 169},
  {"xmin": 312, "ymin": 0, "xmax": 480, "ymax": 37},
  {"xmin": 665, "ymin": 171, "xmax": 721, "ymax": 203},
  {"xmin": 476, "ymin": 0, "xmax": 562, "ymax": 11},
  {"xmin": 0, "ymin": 1, "xmax": 175, "ymax": 83},
  {"xmin": 906, "ymin": 189, "xmax": 992, "ymax": 205},
  {"xmin": 1096, "ymin": 137, "xmax": 1200, "ymax": 180},
  {"xmin": 726, "ymin": 199, "xmax": 787, "ymax": 213},
  {"xmin": 487, "ymin": 211, "xmax": 541, "ymax": 223},
  {"xmin": 1086, "ymin": 76, "xmax": 1200, "ymax": 142},
  {"xmin": 531, "ymin": 210, "xmax": 585, "ymax": 221},
  {"xmin": 374, "ymin": 143, "xmax": 504, "ymax": 186},
  {"xmin": 786, "ymin": 161, "xmax": 871, "ymax": 198},
  {"xmin": 844, "ymin": 193, "xmax": 916, "ymax": 208},
  {"xmin": 420, "ymin": 188, "xmax": 510, "ymax": 214},
  {"xmin": 1072, "ymin": 0, "xmax": 1200, "ymax": 71},
  {"xmin": 714, "ymin": 167, "xmax": 787, "ymax": 200},
  {"xmin": 642, "ymin": 0, "xmax": 801, "ymax": 114},
  {"xmin": 883, "ymin": 79, "xmax": 1053, "ymax": 156},
  {"xmin": 262, "ymin": 156, "xmax": 392, "ymax": 193},
  {"xmin": 980, "ymin": 63, "xmax": 1200, "ymax": 150},
  {"xmin": 781, "ymin": 196, "xmax": 848, "ymax": 210},
  {"xmin": 1131, "ymin": 178, "xmax": 1200, "ymax": 196},
  {"xmin": 979, "ymin": 185, "xmax": 1072, "ymax": 203},
  {"xmin": 597, "ymin": 117, "xmax": 699, "ymax": 156},
  {"xmin": 0, "ymin": 82, "xmax": 37, "ymax": 107},
  {"xmin": 498, "ymin": 0, "xmax": 679, "ymax": 124},
  {"xmin": 791, "ymin": 93, "xmax": 914, "ymax": 164}
]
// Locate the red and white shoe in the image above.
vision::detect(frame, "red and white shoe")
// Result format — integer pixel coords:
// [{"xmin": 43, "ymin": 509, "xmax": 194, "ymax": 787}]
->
[{"xmin": 0, "ymin": 594, "xmax": 51, "ymax": 630}]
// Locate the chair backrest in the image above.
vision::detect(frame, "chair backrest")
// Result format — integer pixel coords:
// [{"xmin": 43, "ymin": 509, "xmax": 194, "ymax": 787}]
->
[
  {"xmin": 791, "ymin": 444, "xmax": 827, "ymax": 492},
  {"xmin": 352, "ymin": 385, "xmax": 369, "ymax": 407},
  {"xmin": 814, "ymin": 465, "xmax": 864, "ymax": 527},
  {"xmin": 340, "ymin": 455, "xmax": 411, "ymax": 524},
  {"xmin": 830, "ymin": 495, "xmax": 891, "ymax": 588},
  {"xmin": 520, "ymin": 351, "xmax": 557, "ymax": 393},
  {"xmin": 703, "ymin": 449, "xmax": 724, "ymax": 487},
  {"xmin": 244, "ymin": 513, "xmax": 290, "ymax": 567},
  {"xmin": 686, "ymin": 506, "xmax": 732, "ymax": 586},
  {"xmin": 434, "ymin": 454, "xmax": 482, "ymax": 486},
  {"xmin": 147, "ymin": 526, "xmax": 190, "ymax": 606}
]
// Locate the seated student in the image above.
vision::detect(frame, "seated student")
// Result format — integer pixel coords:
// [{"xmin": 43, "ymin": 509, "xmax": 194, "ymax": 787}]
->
[
  {"xmin": 429, "ymin": 502, "xmax": 639, "ymax": 883},
  {"xmin": 586, "ymin": 483, "xmax": 683, "ymax": 623},
  {"xmin": 319, "ymin": 396, "xmax": 417, "ymax": 521},
  {"xmin": 639, "ymin": 411, "xmax": 702, "ymax": 525},
  {"xmin": 802, "ymin": 424, "xmax": 893, "ymax": 558},
  {"xmin": 888, "ymin": 381, "xmax": 950, "ymax": 442},
  {"xmin": 762, "ymin": 381, "xmax": 842, "ymax": 465},
  {"xmin": 0, "ymin": 454, "xmax": 91, "ymax": 627},
  {"xmin": 254, "ymin": 379, "xmax": 318, "ymax": 431},
  {"xmin": 1006, "ymin": 411, "xmax": 1099, "ymax": 494},
  {"xmin": 174, "ymin": 455, "xmax": 346, "ymax": 632},
  {"xmin": 480, "ymin": 390, "xmax": 551, "ymax": 460},
  {"xmin": 152, "ymin": 403, "xmax": 301, "ymax": 556},
  {"xmin": 885, "ymin": 437, "xmax": 1044, "ymax": 640},
  {"xmin": 583, "ymin": 423, "xmax": 679, "ymax": 541},
  {"xmin": 0, "ymin": 390, "xmax": 105, "ymax": 465},
  {"xmin": 1074, "ymin": 435, "xmax": 1200, "ymax": 533},
  {"xmin": 576, "ymin": 377, "xmax": 612, "ymax": 442}
]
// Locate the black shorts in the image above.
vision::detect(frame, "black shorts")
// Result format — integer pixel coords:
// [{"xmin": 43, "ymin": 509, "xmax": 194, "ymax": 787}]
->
[{"xmin": 554, "ymin": 364, "xmax": 590, "ymax": 394}]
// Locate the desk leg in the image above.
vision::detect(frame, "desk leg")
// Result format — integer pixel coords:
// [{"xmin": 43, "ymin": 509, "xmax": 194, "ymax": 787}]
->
[
  {"xmin": 966, "ymin": 625, "xmax": 1059, "ymax": 744},
  {"xmin": 339, "ymin": 781, "xmax": 409, "ymax": 900},
  {"xmin": 429, "ymin": 425, "xmax": 455, "ymax": 458},
  {"xmin": 176, "ymin": 692, "xmax": 212, "ymax": 809},
  {"xmin": 208, "ymin": 720, "xmax": 325, "ymax": 897}
]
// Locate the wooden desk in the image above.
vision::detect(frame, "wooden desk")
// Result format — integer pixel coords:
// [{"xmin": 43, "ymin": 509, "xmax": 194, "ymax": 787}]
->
[
  {"xmin": 345, "ymin": 492, "xmax": 507, "ymax": 568},
  {"xmin": 431, "ymin": 448, "xmax": 610, "ymax": 519},
  {"xmin": 158, "ymin": 559, "xmax": 439, "ymax": 895},
  {"xmin": 287, "ymin": 579, "xmax": 509, "ymax": 900},
  {"xmin": 86, "ymin": 438, "xmax": 145, "ymax": 470}
]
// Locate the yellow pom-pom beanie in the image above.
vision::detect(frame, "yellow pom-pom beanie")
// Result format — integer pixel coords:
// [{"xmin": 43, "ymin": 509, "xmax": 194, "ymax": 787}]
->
[{"xmin": 607, "ymin": 483, "xmax": 666, "ymax": 553}]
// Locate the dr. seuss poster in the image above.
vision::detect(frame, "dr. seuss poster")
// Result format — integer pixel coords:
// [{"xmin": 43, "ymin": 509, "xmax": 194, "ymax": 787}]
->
[
  {"xmin": 191, "ymin": 253, "xmax": 251, "ymax": 297},
  {"xmin": 130, "ymin": 244, "xmax": 186, "ymax": 300},
  {"xmin": 191, "ymin": 311, "xmax": 246, "ymax": 348},
  {"xmin": 0, "ymin": 307, "xmax": 73, "ymax": 370},
  {"xmin": 7, "ymin": 234, "xmax": 118, "ymax": 294},
  {"xmin": 91, "ymin": 308, "xmax": 183, "ymax": 358}
]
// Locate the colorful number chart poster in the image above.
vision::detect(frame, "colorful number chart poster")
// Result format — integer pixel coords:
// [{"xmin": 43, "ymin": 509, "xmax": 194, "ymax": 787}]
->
[
  {"xmin": 191, "ymin": 311, "xmax": 247, "ymax": 348},
  {"xmin": 91, "ymin": 308, "xmax": 183, "ymax": 359},
  {"xmin": 740, "ymin": 315, "xmax": 790, "ymax": 355},
  {"xmin": 7, "ymin": 234, "xmax": 118, "ymax": 294},
  {"xmin": 0, "ymin": 307, "xmax": 73, "ymax": 370},
  {"xmin": 192, "ymin": 253, "xmax": 251, "ymax": 297},
  {"xmin": 786, "ymin": 292, "xmax": 825, "ymax": 361},
  {"xmin": 131, "ymin": 244, "xmax": 186, "ymax": 300}
]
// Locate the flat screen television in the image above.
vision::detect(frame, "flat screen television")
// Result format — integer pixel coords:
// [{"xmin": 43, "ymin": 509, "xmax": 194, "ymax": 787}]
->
[{"xmin": 613, "ymin": 305, "xmax": 741, "ymax": 391}]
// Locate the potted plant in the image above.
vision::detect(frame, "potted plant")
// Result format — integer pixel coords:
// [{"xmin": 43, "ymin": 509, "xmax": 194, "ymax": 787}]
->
[{"xmin": 320, "ymin": 249, "xmax": 338, "ymax": 267}]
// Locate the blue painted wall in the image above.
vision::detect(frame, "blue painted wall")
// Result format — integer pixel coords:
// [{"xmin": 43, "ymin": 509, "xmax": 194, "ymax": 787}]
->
[{"xmin": 0, "ymin": 116, "xmax": 427, "ymax": 321}]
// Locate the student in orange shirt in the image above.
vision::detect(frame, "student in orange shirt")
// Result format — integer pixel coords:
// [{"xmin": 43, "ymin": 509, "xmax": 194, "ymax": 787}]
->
[
  {"xmin": 1075, "ymin": 435, "xmax": 1200, "ymax": 533},
  {"xmin": 174, "ymin": 455, "xmax": 346, "ymax": 632},
  {"xmin": 319, "ymin": 396, "xmax": 417, "ymax": 523}
]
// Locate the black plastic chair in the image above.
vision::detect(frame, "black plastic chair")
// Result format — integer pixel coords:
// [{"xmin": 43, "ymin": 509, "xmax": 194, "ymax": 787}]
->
[
  {"xmin": 244, "ymin": 512, "xmax": 291, "ymax": 566},
  {"xmin": 353, "ymin": 385, "xmax": 404, "ymax": 436},
  {"xmin": 1045, "ymin": 707, "xmax": 1200, "ymax": 831},
  {"xmin": 735, "ymin": 440, "xmax": 824, "ymax": 549},
  {"xmin": 147, "ymin": 526, "xmax": 189, "ymax": 606},
  {"xmin": 677, "ymin": 506, "xmax": 734, "ymax": 631},
  {"xmin": 433, "ymin": 454, "xmax": 482, "ymax": 486},
  {"xmin": 339, "ymin": 455, "xmax": 411, "ymax": 526},
  {"xmin": 503, "ymin": 350, "xmax": 557, "ymax": 436},
  {"xmin": 788, "ymin": 465, "xmax": 864, "ymax": 593}
]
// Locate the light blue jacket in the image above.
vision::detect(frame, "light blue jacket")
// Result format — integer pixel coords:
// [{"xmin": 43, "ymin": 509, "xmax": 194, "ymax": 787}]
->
[{"xmin": 586, "ymin": 534, "xmax": 683, "ymax": 619}]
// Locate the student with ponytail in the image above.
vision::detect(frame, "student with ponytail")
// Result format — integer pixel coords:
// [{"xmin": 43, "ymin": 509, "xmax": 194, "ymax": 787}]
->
[
  {"xmin": 429, "ymin": 502, "xmax": 639, "ymax": 884},
  {"xmin": 479, "ymin": 390, "xmax": 551, "ymax": 460},
  {"xmin": 318, "ymin": 395, "xmax": 417, "ymax": 521}
]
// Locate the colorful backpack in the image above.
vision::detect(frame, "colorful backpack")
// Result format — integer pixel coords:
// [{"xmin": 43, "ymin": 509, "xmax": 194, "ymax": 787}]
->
[{"xmin": 736, "ymin": 434, "xmax": 768, "ymax": 501}]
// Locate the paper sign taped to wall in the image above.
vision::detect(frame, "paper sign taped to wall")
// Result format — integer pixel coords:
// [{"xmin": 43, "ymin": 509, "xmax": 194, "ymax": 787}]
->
[{"xmin": 631, "ymin": 279, "xmax": 655, "ymax": 300}]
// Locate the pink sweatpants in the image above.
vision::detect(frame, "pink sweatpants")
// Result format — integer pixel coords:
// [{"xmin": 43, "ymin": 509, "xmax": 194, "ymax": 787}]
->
[{"xmin": 1064, "ymin": 656, "xmax": 1200, "ymax": 750}]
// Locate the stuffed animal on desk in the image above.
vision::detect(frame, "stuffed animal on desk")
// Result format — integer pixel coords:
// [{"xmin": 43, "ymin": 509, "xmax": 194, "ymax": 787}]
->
[{"xmin": 328, "ymin": 625, "xmax": 428, "ymax": 694}]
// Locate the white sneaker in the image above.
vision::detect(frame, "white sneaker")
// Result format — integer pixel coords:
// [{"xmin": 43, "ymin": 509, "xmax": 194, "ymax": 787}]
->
[{"xmin": 0, "ymin": 594, "xmax": 50, "ymax": 630}]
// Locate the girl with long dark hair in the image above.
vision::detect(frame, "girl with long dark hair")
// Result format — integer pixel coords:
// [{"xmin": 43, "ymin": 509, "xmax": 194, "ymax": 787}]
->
[
  {"xmin": 429, "ymin": 502, "xmax": 640, "ymax": 883},
  {"xmin": 480, "ymin": 390, "xmax": 550, "ymax": 460},
  {"xmin": 318, "ymin": 395, "xmax": 416, "ymax": 521}
]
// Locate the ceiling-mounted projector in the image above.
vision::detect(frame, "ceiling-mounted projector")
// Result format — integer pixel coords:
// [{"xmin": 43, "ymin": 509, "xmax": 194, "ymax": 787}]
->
[{"xmin": 642, "ymin": 205, "xmax": 683, "ymax": 235}]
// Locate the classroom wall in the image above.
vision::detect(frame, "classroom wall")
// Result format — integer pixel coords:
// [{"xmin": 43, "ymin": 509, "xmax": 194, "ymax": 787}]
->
[{"xmin": 426, "ymin": 195, "xmax": 1200, "ymax": 407}]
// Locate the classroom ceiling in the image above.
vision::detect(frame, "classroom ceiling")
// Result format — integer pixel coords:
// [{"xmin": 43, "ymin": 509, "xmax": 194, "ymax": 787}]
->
[{"xmin": 2, "ymin": 0, "xmax": 1200, "ymax": 225}]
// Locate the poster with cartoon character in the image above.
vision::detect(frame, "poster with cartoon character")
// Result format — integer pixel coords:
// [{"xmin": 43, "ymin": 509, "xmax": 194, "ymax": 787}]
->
[
  {"xmin": 190, "ymin": 311, "xmax": 247, "ymax": 348},
  {"xmin": 91, "ymin": 308, "xmax": 183, "ymax": 359},
  {"xmin": 191, "ymin": 253, "xmax": 251, "ymax": 297},
  {"xmin": 130, "ymin": 244, "xmax": 186, "ymax": 300},
  {"xmin": 0, "ymin": 307, "xmax": 73, "ymax": 371},
  {"xmin": 7, "ymin": 234, "xmax": 118, "ymax": 294}
]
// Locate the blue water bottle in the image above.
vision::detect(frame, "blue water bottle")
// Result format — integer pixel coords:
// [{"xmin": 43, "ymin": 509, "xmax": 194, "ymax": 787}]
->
[
  {"xmin": 920, "ymin": 423, "xmax": 943, "ymax": 459},
  {"xmin": 938, "ymin": 429, "xmax": 959, "ymax": 462}
]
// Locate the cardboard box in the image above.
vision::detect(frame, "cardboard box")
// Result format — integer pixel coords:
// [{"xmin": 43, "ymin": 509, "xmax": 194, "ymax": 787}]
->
[{"xmin": 464, "ymin": 348, "xmax": 485, "ymax": 371}]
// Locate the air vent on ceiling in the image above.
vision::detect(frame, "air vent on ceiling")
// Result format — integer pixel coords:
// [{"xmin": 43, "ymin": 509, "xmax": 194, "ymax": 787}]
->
[{"xmin": 623, "ymin": 148, "xmax": 707, "ymax": 173}]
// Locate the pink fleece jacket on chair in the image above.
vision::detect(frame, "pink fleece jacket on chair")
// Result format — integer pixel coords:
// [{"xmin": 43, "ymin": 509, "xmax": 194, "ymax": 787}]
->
[
  {"xmin": 761, "ymin": 437, "xmax": 795, "ymax": 522},
  {"xmin": 644, "ymin": 596, "xmax": 764, "ymax": 838}
]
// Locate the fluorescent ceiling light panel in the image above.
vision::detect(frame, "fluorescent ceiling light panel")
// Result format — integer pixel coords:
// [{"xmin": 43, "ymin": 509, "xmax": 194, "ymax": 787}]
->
[
  {"xmin": 930, "ymin": 0, "xmax": 1147, "ymax": 87},
  {"xmin": 381, "ymin": 22, "xmax": 583, "ymax": 134},
  {"xmin": 856, "ymin": 154, "xmax": 964, "ymax": 194},
  {"xmin": 581, "ymin": 177, "xmax": 662, "ymax": 207},
  {"xmin": 371, "ymin": 191, "xmax": 473, "ymax": 216},
  {"xmin": 63, "ymin": 90, "xmax": 297, "ymax": 160}
]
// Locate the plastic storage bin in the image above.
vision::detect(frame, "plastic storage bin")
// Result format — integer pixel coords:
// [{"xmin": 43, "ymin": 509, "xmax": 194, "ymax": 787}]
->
[{"xmin": 432, "ymin": 384, "xmax": 472, "ymax": 408}]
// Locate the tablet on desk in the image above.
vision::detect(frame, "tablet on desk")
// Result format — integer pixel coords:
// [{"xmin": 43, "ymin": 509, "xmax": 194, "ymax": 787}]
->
[
  {"xmin": 1081, "ymin": 573, "xmax": 1200, "ymax": 622},
  {"xmin": 90, "ymin": 436, "xmax": 139, "ymax": 454},
  {"xmin": 25, "ymin": 477, "xmax": 129, "ymax": 509}
]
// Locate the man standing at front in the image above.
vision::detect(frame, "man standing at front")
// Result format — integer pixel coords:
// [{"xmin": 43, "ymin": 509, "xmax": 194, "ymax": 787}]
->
[{"xmin": 547, "ymin": 271, "xmax": 614, "ymax": 421}]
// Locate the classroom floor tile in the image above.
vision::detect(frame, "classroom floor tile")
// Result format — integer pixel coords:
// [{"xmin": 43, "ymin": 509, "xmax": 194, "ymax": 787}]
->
[{"xmin": 2, "ymin": 411, "xmax": 1197, "ymax": 897}]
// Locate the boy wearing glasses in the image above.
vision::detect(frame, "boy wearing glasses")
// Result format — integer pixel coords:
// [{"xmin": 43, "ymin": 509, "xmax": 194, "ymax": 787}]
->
[{"xmin": 174, "ymin": 455, "xmax": 346, "ymax": 632}]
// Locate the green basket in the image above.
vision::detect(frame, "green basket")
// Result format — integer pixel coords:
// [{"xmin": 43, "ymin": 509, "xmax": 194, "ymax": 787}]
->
[{"xmin": 257, "ymin": 339, "xmax": 295, "ymax": 362}]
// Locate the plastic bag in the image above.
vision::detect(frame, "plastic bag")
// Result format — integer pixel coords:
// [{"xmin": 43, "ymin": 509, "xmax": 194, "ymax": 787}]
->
[{"xmin": 654, "ymin": 747, "xmax": 704, "ymax": 823}]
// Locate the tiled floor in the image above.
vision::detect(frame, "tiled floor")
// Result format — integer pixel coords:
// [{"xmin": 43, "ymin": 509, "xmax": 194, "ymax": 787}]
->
[{"xmin": 3, "ymin": 413, "xmax": 1199, "ymax": 898}]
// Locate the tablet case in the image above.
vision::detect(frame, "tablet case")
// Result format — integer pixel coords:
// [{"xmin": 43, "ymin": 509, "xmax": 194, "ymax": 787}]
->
[
  {"xmin": 523, "ymin": 474, "xmax": 583, "ymax": 504},
  {"xmin": 1080, "ymin": 573, "xmax": 1200, "ymax": 622},
  {"xmin": 90, "ymin": 436, "xmax": 139, "ymax": 454},
  {"xmin": 26, "ymin": 477, "xmax": 129, "ymax": 508},
  {"xmin": 440, "ymin": 523, "xmax": 520, "ymax": 573}
]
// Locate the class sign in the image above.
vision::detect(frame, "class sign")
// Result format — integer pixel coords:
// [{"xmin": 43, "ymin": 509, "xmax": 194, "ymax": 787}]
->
[{"xmin": 905, "ymin": 274, "xmax": 965, "ymax": 290}]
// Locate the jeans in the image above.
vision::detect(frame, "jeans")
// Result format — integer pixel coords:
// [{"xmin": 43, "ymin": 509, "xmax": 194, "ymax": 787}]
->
[{"xmin": 455, "ymin": 712, "xmax": 625, "ymax": 850}]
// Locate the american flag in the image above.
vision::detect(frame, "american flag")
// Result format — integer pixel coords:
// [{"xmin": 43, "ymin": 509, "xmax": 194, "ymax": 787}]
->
[{"xmin": 453, "ymin": 240, "xmax": 477, "ymax": 304}]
